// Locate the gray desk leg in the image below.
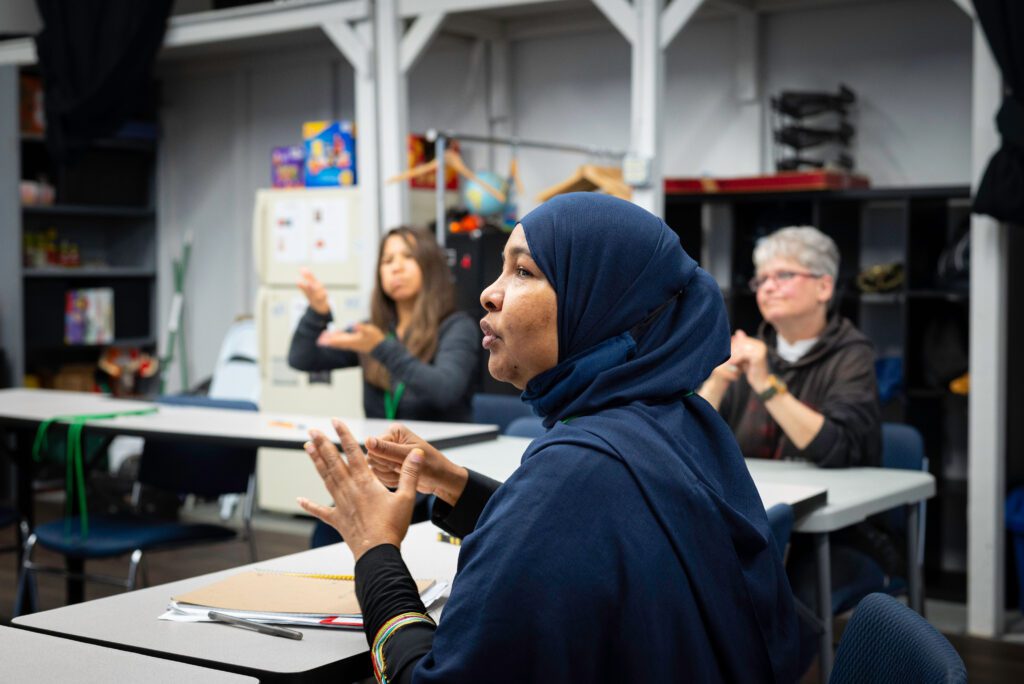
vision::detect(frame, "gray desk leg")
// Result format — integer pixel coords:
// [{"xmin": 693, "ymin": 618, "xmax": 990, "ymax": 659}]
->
[
  {"xmin": 816, "ymin": 532, "xmax": 833, "ymax": 683},
  {"xmin": 907, "ymin": 503, "xmax": 923, "ymax": 614}
]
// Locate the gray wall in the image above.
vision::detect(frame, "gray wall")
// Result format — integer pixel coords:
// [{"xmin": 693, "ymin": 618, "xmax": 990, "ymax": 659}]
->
[
  {"xmin": 154, "ymin": 0, "xmax": 973, "ymax": 391},
  {"xmin": 0, "ymin": 66, "xmax": 22, "ymax": 387}
]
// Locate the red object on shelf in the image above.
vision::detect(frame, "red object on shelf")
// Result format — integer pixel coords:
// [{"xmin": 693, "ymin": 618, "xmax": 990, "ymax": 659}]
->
[{"xmin": 664, "ymin": 170, "xmax": 870, "ymax": 195}]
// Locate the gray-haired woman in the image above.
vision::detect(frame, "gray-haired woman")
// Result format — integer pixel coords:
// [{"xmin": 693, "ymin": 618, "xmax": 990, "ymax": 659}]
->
[{"xmin": 698, "ymin": 225, "xmax": 881, "ymax": 468}]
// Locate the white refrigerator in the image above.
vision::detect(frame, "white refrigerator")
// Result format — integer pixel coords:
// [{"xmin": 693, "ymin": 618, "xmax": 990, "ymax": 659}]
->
[{"xmin": 253, "ymin": 187, "xmax": 371, "ymax": 514}]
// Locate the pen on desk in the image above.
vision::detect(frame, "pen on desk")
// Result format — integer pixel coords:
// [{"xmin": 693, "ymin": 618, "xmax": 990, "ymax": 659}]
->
[{"xmin": 208, "ymin": 611, "xmax": 304, "ymax": 640}]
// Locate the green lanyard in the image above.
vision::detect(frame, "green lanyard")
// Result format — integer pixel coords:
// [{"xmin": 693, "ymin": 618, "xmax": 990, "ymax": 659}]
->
[
  {"xmin": 384, "ymin": 383, "xmax": 406, "ymax": 421},
  {"xmin": 32, "ymin": 407, "xmax": 159, "ymax": 538},
  {"xmin": 381, "ymin": 331, "xmax": 406, "ymax": 421}
]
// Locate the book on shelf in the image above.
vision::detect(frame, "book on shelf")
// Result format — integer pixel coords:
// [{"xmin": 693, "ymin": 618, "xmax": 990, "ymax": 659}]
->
[{"xmin": 64, "ymin": 287, "xmax": 114, "ymax": 345}]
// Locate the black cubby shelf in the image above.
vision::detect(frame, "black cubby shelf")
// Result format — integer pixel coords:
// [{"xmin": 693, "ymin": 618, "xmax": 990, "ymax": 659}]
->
[
  {"xmin": 36, "ymin": 337, "xmax": 157, "ymax": 351},
  {"xmin": 664, "ymin": 183, "xmax": 983, "ymax": 603},
  {"xmin": 23, "ymin": 267, "xmax": 156, "ymax": 279},
  {"xmin": 22, "ymin": 204, "xmax": 155, "ymax": 218}
]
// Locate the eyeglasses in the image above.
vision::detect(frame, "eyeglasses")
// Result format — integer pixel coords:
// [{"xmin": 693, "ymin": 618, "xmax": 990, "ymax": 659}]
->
[{"xmin": 748, "ymin": 270, "xmax": 823, "ymax": 292}]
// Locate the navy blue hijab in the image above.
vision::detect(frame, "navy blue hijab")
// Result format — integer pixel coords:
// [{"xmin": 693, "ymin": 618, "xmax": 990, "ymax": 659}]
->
[{"xmin": 415, "ymin": 194, "xmax": 799, "ymax": 683}]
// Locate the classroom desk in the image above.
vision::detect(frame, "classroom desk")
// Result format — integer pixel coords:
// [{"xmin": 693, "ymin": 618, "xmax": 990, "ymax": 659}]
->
[
  {"xmin": 13, "ymin": 523, "xmax": 460, "ymax": 683},
  {"xmin": 0, "ymin": 625, "xmax": 258, "ymax": 683},
  {"xmin": 0, "ymin": 387, "xmax": 497, "ymax": 610},
  {"xmin": 450, "ymin": 435, "xmax": 935, "ymax": 681}
]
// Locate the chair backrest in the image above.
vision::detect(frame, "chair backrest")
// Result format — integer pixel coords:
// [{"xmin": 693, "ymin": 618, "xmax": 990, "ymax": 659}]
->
[
  {"xmin": 881, "ymin": 423, "xmax": 925, "ymax": 472},
  {"xmin": 138, "ymin": 395, "xmax": 258, "ymax": 498},
  {"xmin": 881, "ymin": 423, "xmax": 928, "ymax": 554},
  {"xmin": 830, "ymin": 593, "xmax": 966, "ymax": 684},
  {"xmin": 765, "ymin": 503, "xmax": 794, "ymax": 558},
  {"xmin": 208, "ymin": 318, "xmax": 260, "ymax": 404},
  {"xmin": 472, "ymin": 393, "xmax": 534, "ymax": 433},
  {"xmin": 505, "ymin": 416, "xmax": 546, "ymax": 439}
]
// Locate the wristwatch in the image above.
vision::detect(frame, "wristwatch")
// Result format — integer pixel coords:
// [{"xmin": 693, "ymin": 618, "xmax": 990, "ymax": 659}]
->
[{"xmin": 757, "ymin": 374, "xmax": 788, "ymax": 402}]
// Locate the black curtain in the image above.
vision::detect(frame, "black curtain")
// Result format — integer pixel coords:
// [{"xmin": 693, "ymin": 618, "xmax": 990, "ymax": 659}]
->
[
  {"xmin": 972, "ymin": 0, "xmax": 1024, "ymax": 224},
  {"xmin": 34, "ymin": 0, "xmax": 174, "ymax": 163}
]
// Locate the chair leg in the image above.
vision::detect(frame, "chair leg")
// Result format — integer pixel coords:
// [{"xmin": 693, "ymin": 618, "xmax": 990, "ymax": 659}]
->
[
  {"xmin": 14, "ymin": 530, "xmax": 39, "ymax": 617},
  {"xmin": 127, "ymin": 549, "xmax": 144, "ymax": 591}
]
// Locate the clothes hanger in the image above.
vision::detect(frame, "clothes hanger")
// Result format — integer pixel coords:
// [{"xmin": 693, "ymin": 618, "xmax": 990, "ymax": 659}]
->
[
  {"xmin": 536, "ymin": 161, "xmax": 630, "ymax": 202},
  {"xmin": 387, "ymin": 148, "xmax": 506, "ymax": 202}
]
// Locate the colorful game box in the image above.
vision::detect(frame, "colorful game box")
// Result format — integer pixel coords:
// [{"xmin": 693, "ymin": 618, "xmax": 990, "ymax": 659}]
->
[
  {"xmin": 303, "ymin": 121, "xmax": 357, "ymax": 187},
  {"xmin": 272, "ymin": 146, "xmax": 305, "ymax": 188},
  {"xmin": 65, "ymin": 288, "xmax": 114, "ymax": 345}
]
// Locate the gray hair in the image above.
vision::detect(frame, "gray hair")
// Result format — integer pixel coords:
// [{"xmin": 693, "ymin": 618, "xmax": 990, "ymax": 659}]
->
[{"xmin": 753, "ymin": 226, "xmax": 839, "ymax": 280}]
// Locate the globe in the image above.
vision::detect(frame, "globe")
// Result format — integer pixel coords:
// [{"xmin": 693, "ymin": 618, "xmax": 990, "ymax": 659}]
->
[{"xmin": 462, "ymin": 171, "xmax": 508, "ymax": 217}]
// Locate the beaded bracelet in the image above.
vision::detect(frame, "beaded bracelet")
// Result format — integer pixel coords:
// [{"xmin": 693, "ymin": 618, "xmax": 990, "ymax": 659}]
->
[{"xmin": 371, "ymin": 611, "xmax": 437, "ymax": 684}]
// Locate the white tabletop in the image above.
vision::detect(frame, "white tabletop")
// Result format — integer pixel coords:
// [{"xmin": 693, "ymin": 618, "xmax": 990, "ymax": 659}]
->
[
  {"xmin": 14, "ymin": 523, "xmax": 460, "ymax": 679},
  {"xmin": 0, "ymin": 388, "xmax": 498, "ymax": 450},
  {"xmin": 0, "ymin": 625, "xmax": 258, "ymax": 683},
  {"xmin": 446, "ymin": 436, "xmax": 831, "ymax": 521}
]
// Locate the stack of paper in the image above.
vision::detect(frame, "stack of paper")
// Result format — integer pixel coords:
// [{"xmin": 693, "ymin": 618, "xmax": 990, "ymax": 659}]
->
[{"xmin": 159, "ymin": 570, "xmax": 445, "ymax": 630}]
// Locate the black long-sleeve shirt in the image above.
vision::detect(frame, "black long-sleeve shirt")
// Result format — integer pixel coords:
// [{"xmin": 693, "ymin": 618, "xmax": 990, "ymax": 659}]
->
[
  {"xmin": 287, "ymin": 307, "xmax": 480, "ymax": 422},
  {"xmin": 355, "ymin": 470, "xmax": 500, "ymax": 684}
]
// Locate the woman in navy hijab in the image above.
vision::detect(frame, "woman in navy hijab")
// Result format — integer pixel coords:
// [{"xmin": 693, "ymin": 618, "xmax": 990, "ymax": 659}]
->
[{"xmin": 299, "ymin": 193, "xmax": 800, "ymax": 683}]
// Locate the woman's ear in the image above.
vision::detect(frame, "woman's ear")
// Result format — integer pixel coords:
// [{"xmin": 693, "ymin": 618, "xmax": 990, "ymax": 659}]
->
[{"xmin": 818, "ymin": 274, "xmax": 835, "ymax": 304}]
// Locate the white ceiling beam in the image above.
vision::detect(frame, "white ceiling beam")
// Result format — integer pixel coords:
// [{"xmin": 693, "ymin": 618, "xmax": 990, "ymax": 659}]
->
[
  {"xmin": 165, "ymin": 0, "xmax": 368, "ymax": 49},
  {"xmin": 661, "ymin": 0, "xmax": 704, "ymax": 49},
  {"xmin": 400, "ymin": 11, "xmax": 446, "ymax": 73},
  {"xmin": 321, "ymin": 19, "xmax": 370, "ymax": 75},
  {"xmin": 398, "ymin": 0, "xmax": 560, "ymax": 19},
  {"xmin": 735, "ymin": 9, "xmax": 758, "ymax": 103},
  {"xmin": 591, "ymin": 0, "xmax": 637, "ymax": 44},
  {"xmin": 0, "ymin": 37, "xmax": 35, "ymax": 66}
]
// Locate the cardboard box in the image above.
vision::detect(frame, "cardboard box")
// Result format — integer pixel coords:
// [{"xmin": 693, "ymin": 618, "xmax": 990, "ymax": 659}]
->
[
  {"xmin": 303, "ymin": 121, "xmax": 356, "ymax": 187},
  {"xmin": 272, "ymin": 146, "xmax": 305, "ymax": 188}
]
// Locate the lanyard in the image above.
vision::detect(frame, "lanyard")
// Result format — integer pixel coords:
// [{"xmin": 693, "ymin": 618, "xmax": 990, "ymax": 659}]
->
[
  {"xmin": 384, "ymin": 383, "xmax": 406, "ymax": 421},
  {"xmin": 32, "ymin": 407, "xmax": 159, "ymax": 538}
]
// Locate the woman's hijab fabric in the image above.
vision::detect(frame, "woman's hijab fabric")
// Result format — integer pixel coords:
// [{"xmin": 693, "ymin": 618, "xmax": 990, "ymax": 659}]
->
[{"xmin": 415, "ymin": 193, "xmax": 799, "ymax": 683}]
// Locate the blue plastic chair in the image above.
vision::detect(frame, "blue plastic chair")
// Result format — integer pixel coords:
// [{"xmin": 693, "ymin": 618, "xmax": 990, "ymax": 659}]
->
[
  {"xmin": 830, "ymin": 593, "xmax": 966, "ymax": 684},
  {"xmin": 830, "ymin": 423, "xmax": 929, "ymax": 615},
  {"xmin": 766, "ymin": 503, "xmax": 794, "ymax": 559},
  {"xmin": 471, "ymin": 393, "xmax": 534, "ymax": 433},
  {"xmin": 17, "ymin": 395, "xmax": 259, "ymax": 609},
  {"xmin": 505, "ymin": 416, "xmax": 545, "ymax": 439}
]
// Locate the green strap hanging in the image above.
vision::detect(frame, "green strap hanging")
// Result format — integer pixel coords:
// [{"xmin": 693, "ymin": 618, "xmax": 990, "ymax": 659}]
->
[
  {"xmin": 384, "ymin": 383, "xmax": 406, "ymax": 421},
  {"xmin": 32, "ymin": 407, "xmax": 159, "ymax": 538},
  {"xmin": 381, "ymin": 331, "xmax": 406, "ymax": 421}
]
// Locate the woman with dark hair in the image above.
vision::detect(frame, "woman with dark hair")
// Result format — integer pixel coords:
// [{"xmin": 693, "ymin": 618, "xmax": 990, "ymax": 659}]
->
[
  {"xmin": 288, "ymin": 226, "xmax": 479, "ymax": 547},
  {"xmin": 298, "ymin": 195, "xmax": 799, "ymax": 683},
  {"xmin": 289, "ymin": 225, "xmax": 478, "ymax": 423}
]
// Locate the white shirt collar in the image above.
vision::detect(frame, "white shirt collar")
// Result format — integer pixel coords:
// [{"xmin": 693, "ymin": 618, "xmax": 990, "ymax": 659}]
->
[{"xmin": 776, "ymin": 335, "xmax": 818, "ymax": 363}]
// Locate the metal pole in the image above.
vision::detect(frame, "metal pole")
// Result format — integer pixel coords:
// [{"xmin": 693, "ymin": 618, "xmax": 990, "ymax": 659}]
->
[{"xmin": 435, "ymin": 134, "xmax": 447, "ymax": 247}]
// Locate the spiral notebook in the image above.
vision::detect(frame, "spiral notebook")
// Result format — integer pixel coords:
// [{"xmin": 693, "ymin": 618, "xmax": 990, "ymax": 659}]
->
[{"xmin": 160, "ymin": 570, "xmax": 442, "ymax": 629}]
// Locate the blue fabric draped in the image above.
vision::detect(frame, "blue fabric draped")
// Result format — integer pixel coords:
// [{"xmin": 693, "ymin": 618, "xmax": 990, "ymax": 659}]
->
[{"xmin": 414, "ymin": 193, "xmax": 799, "ymax": 682}]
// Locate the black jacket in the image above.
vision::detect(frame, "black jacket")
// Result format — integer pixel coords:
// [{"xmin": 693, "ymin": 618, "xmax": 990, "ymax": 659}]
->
[
  {"xmin": 719, "ymin": 316, "xmax": 881, "ymax": 468},
  {"xmin": 287, "ymin": 307, "xmax": 480, "ymax": 422}
]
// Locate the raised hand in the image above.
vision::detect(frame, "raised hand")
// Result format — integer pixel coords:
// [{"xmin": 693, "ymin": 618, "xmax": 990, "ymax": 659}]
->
[
  {"xmin": 365, "ymin": 424, "xmax": 469, "ymax": 507},
  {"xmin": 297, "ymin": 418, "xmax": 423, "ymax": 560}
]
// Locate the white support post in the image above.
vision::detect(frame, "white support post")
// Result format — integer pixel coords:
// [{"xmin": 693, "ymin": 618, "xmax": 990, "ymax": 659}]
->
[
  {"xmin": 735, "ymin": 9, "xmax": 762, "ymax": 173},
  {"xmin": 631, "ymin": 0, "xmax": 664, "ymax": 217},
  {"xmin": 400, "ymin": 12, "xmax": 446, "ymax": 74},
  {"xmin": 488, "ymin": 36, "xmax": 512, "ymax": 171},
  {"xmin": 967, "ymin": 18, "xmax": 1007, "ymax": 638},
  {"xmin": 376, "ymin": 0, "xmax": 408, "ymax": 230},
  {"xmin": 322, "ymin": 18, "xmax": 380, "ymax": 306}
]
